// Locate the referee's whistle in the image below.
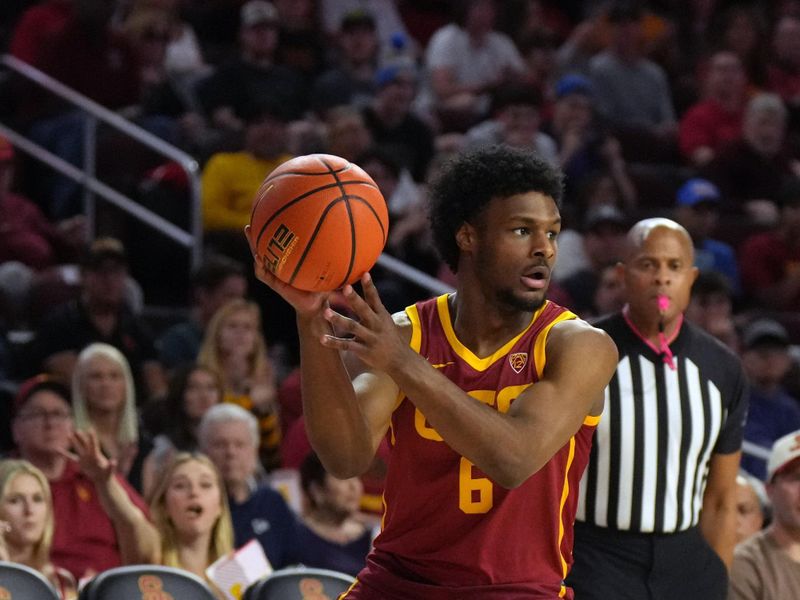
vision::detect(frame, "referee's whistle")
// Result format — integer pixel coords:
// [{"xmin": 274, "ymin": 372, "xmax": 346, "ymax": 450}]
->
[{"xmin": 657, "ymin": 295, "xmax": 670, "ymax": 314}]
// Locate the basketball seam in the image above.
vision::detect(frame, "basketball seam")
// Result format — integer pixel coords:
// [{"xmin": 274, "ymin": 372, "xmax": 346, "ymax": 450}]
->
[
  {"xmin": 254, "ymin": 180, "xmax": 379, "ymax": 249},
  {"xmin": 287, "ymin": 196, "xmax": 346, "ymax": 285},
  {"xmin": 325, "ymin": 158, "xmax": 357, "ymax": 288}
]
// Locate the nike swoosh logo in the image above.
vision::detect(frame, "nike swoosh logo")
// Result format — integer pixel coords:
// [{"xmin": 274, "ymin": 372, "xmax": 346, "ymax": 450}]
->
[{"xmin": 431, "ymin": 361, "xmax": 455, "ymax": 369}]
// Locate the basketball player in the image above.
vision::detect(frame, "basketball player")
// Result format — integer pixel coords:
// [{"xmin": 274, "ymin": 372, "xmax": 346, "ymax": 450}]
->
[{"xmin": 246, "ymin": 145, "xmax": 618, "ymax": 598}]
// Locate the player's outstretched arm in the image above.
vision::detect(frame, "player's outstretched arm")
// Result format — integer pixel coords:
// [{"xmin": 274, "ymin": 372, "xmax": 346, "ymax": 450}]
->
[
  {"xmin": 245, "ymin": 227, "xmax": 398, "ymax": 478},
  {"xmin": 323, "ymin": 273, "xmax": 619, "ymax": 488}
]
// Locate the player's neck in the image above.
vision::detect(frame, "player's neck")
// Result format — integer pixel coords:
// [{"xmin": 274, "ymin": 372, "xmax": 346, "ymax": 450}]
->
[{"xmin": 449, "ymin": 290, "xmax": 534, "ymax": 358}]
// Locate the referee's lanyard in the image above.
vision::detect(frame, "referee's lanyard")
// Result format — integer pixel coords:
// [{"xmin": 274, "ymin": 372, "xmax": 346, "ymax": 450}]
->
[{"xmin": 622, "ymin": 305, "xmax": 681, "ymax": 370}]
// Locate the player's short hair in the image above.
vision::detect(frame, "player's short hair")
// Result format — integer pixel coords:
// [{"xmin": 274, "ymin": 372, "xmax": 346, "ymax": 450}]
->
[{"xmin": 428, "ymin": 145, "xmax": 563, "ymax": 272}]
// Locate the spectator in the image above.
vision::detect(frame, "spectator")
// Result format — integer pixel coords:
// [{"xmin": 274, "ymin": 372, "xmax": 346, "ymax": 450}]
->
[
  {"xmin": 148, "ymin": 452, "xmax": 233, "ymax": 592},
  {"xmin": 198, "ymin": 299, "xmax": 280, "ymax": 472},
  {"xmin": 295, "ymin": 452, "xmax": 373, "ymax": 577},
  {"xmin": 739, "ymin": 319, "xmax": 800, "ymax": 481},
  {"xmin": 767, "ymin": 16, "xmax": 800, "ymax": 107},
  {"xmin": 198, "ymin": 404, "xmax": 299, "ymax": 569},
  {"xmin": 11, "ymin": 375, "xmax": 158, "ymax": 580},
  {"xmin": 589, "ymin": 3, "xmax": 676, "ymax": 137},
  {"xmin": 739, "ymin": 178, "xmax": 800, "ymax": 311},
  {"xmin": 541, "ymin": 73, "xmax": 637, "ymax": 210},
  {"xmin": 319, "ymin": 0, "xmax": 412, "ymax": 56},
  {"xmin": 570, "ymin": 218, "xmax": 748, "ymax": 598},
  {"xmin": 554, "ymin": 203, "xmax": 628, "ymax": 283},
  {"xmin": 125, "ymin": 0, "xmax": 210, "ymax": 83},
  {"xmin": 20, "ymin": 0, "xmax": 140, "ymax": 218},
  {"xmin": 672, "ymin": 178, "xmax": 741, "ymax": 295},
  {"xmin": 734, "ymin": 473, "xmax": 767, "ymax": 545},
  {"xmin": 464, "ymin": 84, "xmax": 557, "ymax": 163},
  {"xmin": 557, "ymin": 204, "xmax": 629, "ymax": 318},
  {"xmin": 28, "ymin": 238, "xmax": 166, "ymax": 400},
  {"xmin": 272, "ymin": 0, "xmax": 327, "ymax": 82},
  {"xmin": 705, "ymin": 93, "xmax": 800, "ymax": 213},
  {"xmin": 0, "ymin": 136, "xmax": 86, "ymax": 272},
  {"xmin": 0, "ymin": 460, "xmax": 77, "ymax": 599},
  {"xmin": 0, "ymin": 136, "xmax": 85, "ymax": 328},
  {"xmin": 201, "ymin": 102, "xmax": 292, "ymax": 242},
  {"xmin": 421, "ymin": 0, "xmax": 528, "ymax": 130},
  {"xmin": 141, "ymin": 365, "xmax": 223, "ymax": 498},
  {"xmin": 195, "ymin": 0, "xmax": 307, "ymax": 133},
  {"xmin": 71, "ymin": 343, "xmax": 146, "ymax": 488},
  {"xmin": 685, "ymin": 271, "xmax": 738, "ymax": 350},
  {"xmin": 311, "ymin": 10, "xmax": 381, "ymax": 117},
  {"xmin": 9, "ymin": 0, "xmax": 74, "ymax": 67},
  {"xmin": 156, "ymin": 255, "xmax": 248, "ymax": 372},
  {"xmin": 679, "ymin": 51, "xmax": 748, "ymax": 168},
  {"xmin": 361, "ymin": 63, "xmax": 434, "ymax": 183},
  {"xmin": 729, "ymin": 430, "xmax": 800, "ymax": 599},
  {"xmin": 323, "ymin": 106, "xmax": 373, "ymax": 162},
  {"xmin": 705, "ymin": 4, "xmax": 767, "ymax": 88}
]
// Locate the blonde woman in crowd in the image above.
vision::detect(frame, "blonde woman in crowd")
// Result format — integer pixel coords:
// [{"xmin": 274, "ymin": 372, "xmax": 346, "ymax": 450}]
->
[
  {"xmin": 72, "ymin": 343, "xmax": 143, "ymax": 485},
  {"xmin": 148, "ymin": 452, "xmax": 233, "ymax": 599},
  {"xmin": 198, "ymin": 299, "xmax": 281, "ymax": 471},
  {"xmin": 0, "ymin": 460, "xmax": 77, "ymax": 599}
]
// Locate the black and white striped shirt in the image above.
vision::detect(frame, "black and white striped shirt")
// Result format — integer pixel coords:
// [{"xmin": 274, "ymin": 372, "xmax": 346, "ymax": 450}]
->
[{"xmin": 577, "ymin": 313, "xmax": 748, "ymax": 533}]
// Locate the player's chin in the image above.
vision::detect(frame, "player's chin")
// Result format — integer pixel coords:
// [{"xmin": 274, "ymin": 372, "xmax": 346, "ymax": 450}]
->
[{"xmin": 499, "ymin": 288, "xmax": 547, "ymax": 313}]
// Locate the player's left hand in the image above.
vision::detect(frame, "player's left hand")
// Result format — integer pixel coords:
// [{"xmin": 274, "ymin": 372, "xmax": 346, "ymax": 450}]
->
[{"xmin": 320, "ymin": 272, "xmax": 409, "ymax": 373}]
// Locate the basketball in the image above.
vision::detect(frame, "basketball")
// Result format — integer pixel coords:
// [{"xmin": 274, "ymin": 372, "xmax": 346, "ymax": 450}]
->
[{"xmin": 249, "ymin": 153, "xmax": 389, "ymax": 292}]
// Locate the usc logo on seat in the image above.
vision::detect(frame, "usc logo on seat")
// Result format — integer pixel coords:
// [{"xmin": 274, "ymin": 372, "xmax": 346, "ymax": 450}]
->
[
  {"xmin": 299, "ymin": 577, "xmax": 332, "ymax": 599},
  {"xmin": 138, "ymin": 575, "xmax": 174, "ymax": 600}
]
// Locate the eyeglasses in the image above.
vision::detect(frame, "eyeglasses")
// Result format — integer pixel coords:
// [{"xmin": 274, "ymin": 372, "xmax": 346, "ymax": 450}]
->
[{"xmin": 16, "ymin": 410, "xmax": 72, "ymax": 423}]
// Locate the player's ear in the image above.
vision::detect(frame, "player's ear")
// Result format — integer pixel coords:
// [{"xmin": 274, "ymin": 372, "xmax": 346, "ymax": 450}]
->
[{"xmin": 455, "ymin": 222, "xmax": 476, "ymax": 252}]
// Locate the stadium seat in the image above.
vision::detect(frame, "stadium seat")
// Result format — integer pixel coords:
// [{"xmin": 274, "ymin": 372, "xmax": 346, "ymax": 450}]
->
[
  {"xmin": 78, "ymin": 565, "xmax": 217, "ymax": 600},
  {"xmin": 243, "ymin": 567, "xmax": 356, "ymax": 600},
  {"xmin": 0, "ymin": 560, "xmax": 60, "ymax": 600}
]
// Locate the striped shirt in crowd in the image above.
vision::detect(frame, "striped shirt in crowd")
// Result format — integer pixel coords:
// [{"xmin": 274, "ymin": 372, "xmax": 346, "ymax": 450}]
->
[{"xmin": 577, "ymin": 312, "xmax": 748, "ymax": 533}]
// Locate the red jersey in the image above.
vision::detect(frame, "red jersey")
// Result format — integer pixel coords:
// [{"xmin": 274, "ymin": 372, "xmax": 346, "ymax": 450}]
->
[{"xmin": 344, "ymin": 295, "xmax": 599, "ymax": 599}]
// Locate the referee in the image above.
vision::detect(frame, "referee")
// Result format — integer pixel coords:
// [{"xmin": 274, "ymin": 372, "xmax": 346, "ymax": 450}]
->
[{"xmin": 567, "ymin": 218, "xmax": 748, "ymax": 600}]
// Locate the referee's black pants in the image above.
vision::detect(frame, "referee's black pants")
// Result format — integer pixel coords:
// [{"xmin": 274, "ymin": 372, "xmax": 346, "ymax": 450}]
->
[{"xmin": 566, "ymin": 521, "xmax": 728, "ymax": 600}]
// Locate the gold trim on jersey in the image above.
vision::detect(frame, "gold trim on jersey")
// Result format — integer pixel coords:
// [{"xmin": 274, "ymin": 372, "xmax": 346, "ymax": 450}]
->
[
  {"xmin": 557, "ymin": 435, "xmax": 577, "ymax": 598},
  {"xmin": 435, "ymin": 294, "xmax": 549, "ymax": 371},
  {"xmin": 407, "ymin": 302, "xmax": 423, "ymax": 354},
  {"xmin": 583, "ymin": 414, "xmax": 601, "ymax": 426},
  {"xmin": 531, "ymin": 309, "xmax": 577, "ymax": 380}
]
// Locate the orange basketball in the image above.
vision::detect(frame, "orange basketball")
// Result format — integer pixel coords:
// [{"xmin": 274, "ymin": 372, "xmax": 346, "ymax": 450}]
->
[{"xmin": 249, "ymin": 154, "xmax": 389, "ymax": 291}]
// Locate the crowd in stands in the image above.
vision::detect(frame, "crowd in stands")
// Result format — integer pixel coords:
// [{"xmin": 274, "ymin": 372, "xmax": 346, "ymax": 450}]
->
[{"xmin": 3, "ymin": 0, "xmax": 800, "ymax": 596}]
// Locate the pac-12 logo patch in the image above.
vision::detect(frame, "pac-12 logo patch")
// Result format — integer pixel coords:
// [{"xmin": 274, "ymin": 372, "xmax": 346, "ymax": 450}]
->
[{"xmin": 509, "ymin": 352, "xmax": 527, "ymax": 373}]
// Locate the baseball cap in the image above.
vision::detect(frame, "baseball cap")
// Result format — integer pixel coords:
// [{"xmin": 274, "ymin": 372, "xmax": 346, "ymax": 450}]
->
[
  {"xmin": 0, "ymin": 136, "xmax": 13, "ymax": 162},
  {"xmin": 13, "ymin": 374, "xmax": 71, "ymax": 417},
  {"xmin": 340, "ymin": 9, "xmax": 376, "ymax": 32},
  {"xmin": 81, "ymin": 237, "xmax": 128, "ymax": 271},
  {"xmin": 583, "ymin": 204, "xmax": 627, "ymax": 232},
  {"xmin": 741, "ymin": 318, "xmax": 790, "ymax": 350},
  {"xmin": 240, "ymin": 0, "xmax": 278, "ymax": 27},
  {"xmin": 555, "ymin": 74, "xmax": 593, "ymax": 99},
  {"xmin": 767, "ymin": 429, "xmax": 800, "ymax": 481},
  {"xmin": 676, "ymin": 178, "xmax": 721, "ymax": 208}
]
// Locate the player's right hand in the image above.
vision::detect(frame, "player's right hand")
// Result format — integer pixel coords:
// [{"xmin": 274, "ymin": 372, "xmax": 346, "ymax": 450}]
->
[{"xmin": 244, "ymin": 225, "xmax": 329, "ymax": 317}]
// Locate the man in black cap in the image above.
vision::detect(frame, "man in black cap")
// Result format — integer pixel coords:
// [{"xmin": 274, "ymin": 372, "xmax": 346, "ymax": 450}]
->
[
  {"xmin": 195, "ymin": 0, "xmax": 307, "ymax": 132},
  {"xmin": 556, "ymin": 204, "xmax": 629, "ymax": 317},
  {"xmin": 311, "ymin": 9, "xmax": 380, "ymax": 117},
  {"xmin": 29, "ymin": 237, "xmax": 165, "ymax": 400},
  {"xmin": 740, "ymin": 318, "xmax": 800, "ymax": 480}
]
